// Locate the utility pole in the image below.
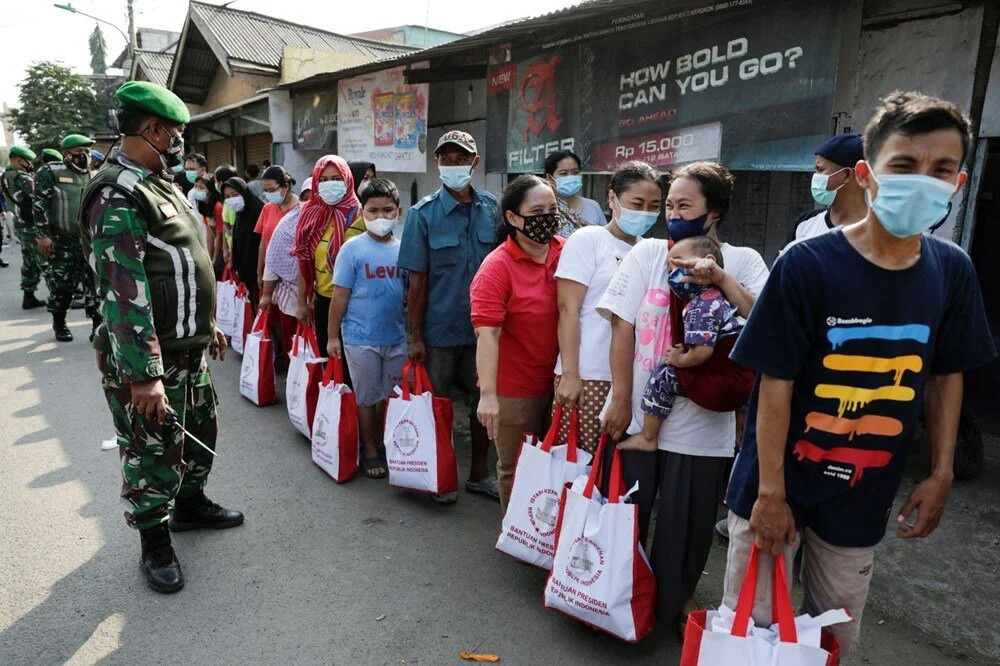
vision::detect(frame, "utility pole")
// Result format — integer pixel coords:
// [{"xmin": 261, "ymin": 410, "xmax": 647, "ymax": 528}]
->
[{"xmin": 127, "ymin": 0, "xmax": 137, "ymax": 65}]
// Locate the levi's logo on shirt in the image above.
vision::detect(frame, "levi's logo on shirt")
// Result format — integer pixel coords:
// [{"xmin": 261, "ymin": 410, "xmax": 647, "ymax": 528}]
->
[{"xmin": 364, "ymin": 263, "xmax": 402, "ymax": 279}]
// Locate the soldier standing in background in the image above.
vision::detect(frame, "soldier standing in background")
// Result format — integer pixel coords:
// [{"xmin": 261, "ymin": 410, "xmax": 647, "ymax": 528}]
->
[
  {"xmin": 81, "ymin": 81, "xmax": 243, "ymax": 594},
  {"xmin": 34, "ymin": 134, "xmax": 100, "ymax": 341},
  {"xmin": 1, "ymin": 146, "xmax": 46, "ymax": 309},
  {"xmin": 41, "ymin": 148, "xmax": 63, "ymax": 165}
]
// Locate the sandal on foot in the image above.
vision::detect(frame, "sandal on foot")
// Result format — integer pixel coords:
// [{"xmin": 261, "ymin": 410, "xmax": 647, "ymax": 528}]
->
[
  {"xmin": 465, "ymin": 476, "xmax": 500, "ymax": 500},
  {"xmin": 362, "ymin": 456, "xmax": 387, "ymax": 479}
]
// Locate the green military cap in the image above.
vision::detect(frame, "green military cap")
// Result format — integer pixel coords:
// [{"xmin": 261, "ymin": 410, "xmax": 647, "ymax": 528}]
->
[
  {"xmin": 42, "ymin": 148, "xmax": 63, "ymax": 162},
  {"xmin": 60, "ymin": 133, "xmax": 94, "ymax": 149},
  {"xmin": 115, "ymin": 81, "xmax": 190, "ymax": 125},
  {"xmin": 9, "ymin": 145, "xmax": 36, "ymax": 160}
]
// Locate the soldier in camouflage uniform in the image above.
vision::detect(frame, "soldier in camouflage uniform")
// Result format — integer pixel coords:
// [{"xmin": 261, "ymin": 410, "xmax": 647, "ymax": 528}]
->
[
  {"xmin": 1, "ymin": 146, "xmax": 46, "ymax": 309},
  {"xmin": 34, "ymin": 134, "xmax": 100, "ymax": 341},
  {"xmin": 81, "ymin": 81, "xmax": 243, "ymax": 594}
]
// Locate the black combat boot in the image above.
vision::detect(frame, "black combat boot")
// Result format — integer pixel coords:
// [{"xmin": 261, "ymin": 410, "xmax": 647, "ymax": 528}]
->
[
  {"xmin": 21, "ymin": 291, "xmax": 45, "ymax": 310},
  {"xmin": 139, "ymin": 523, "xmax": 184, "ymax": 593},
  {"xmin": 169, "ymin": 491, "xmax": 244, "ymax": 532},
  {"xmin": 0, "ymin": 256, "xmax": 9, "ymax": 267},
  {"xmin": 52, "ymin": 313, "xmax": 73, "ymax": 342}
]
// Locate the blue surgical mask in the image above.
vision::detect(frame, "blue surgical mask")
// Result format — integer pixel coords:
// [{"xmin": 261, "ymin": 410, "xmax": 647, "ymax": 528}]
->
[
  {"xmin": 317, "ymin": 180, "xmax": 347, "ymax": 205},
  {"xmin": 170, "ymin": 164, "xmax": 184, "ymax": 174},
  {"xmin": 616, "ymin": 207, "xmax": 658, "ymax": 237},
  {"xmin": 667, "ymin": 267, "xmax": 703, "ymax": 302},
  {"xmin": 439, "ymin": 165, "xmax": 473, "ymax": 191},
  {"xmin": 264, "ymin": 189, "xmax": 284, "ymax": 204},
  {"xmin": 554, "ymin": 174, "xmax": 583, "ymax": 197},
  {"xmin": 191, "ymin": 189, "xmax": 208, "ymax": 202},
  {"xmin": 667, "ymin": 213, "xmax": 710, "ymax": 242},
  {"xmin": 185, "ymin": 169, "xmax": 198, "ymax": 184},
  {"xmin": 867, "ymin": 171, "xmax": 956, "ymax": 238},
  {"xmin": 811, "ymin": 171, "xmax": 846, "ymax": 206},
  {"xmin": 224, "ymin": 195, "xmax": 245, "ymax": 213}
]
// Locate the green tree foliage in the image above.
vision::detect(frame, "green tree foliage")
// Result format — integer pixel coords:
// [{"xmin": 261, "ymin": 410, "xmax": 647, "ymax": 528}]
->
[
  {"xmin": 89, "ymin": 25, "xmax": 108, "ymax": 75},
  {"xmin": 7, "ymin": 62, "xmax": 103, "ymax": 153}
]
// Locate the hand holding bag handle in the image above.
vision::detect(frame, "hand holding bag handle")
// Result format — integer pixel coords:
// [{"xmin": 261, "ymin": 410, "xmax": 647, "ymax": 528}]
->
[
  {"xmin": 399, "ymin": 360, "xmax": 433, "ymax": 401},
  {"xmin": 292, "ymin": 322, "xmax": 321, "ymax": 358},
  {"xmin": 251, "ymin": 306, "xmax": 271, "ymax": 335},
  {"xmin": 321, "ymin": 355, "xmax": 345, "ymax": 387},
  {"xmin": 731, "ymin": 545, "xmax": 798, "ymax": 643},
  {"xmin": 539, "ymin": 404, "xmax": 580, "ymax": 463}
]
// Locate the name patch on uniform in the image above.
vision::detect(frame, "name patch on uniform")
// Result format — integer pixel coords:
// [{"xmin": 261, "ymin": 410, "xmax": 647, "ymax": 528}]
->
[
  {"xmin": 58, "ymin": 176, "xmax": 74, "ymax": 184},
  {"xmin": 158, "ymin": 202, "xmax": 178, "ymax": 218}
]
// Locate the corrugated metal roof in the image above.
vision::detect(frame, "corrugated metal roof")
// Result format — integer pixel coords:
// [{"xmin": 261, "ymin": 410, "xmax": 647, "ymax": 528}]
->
[
  {"xmin": 189, "ymin": 0, "xmax": 417, "ymax": 71},
  {"xmin": 134, "ymin": 50, "xmax": 174, "ymax": 87}
]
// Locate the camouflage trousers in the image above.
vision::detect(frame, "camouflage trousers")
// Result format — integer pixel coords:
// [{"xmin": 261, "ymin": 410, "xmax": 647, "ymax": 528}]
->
[
  {"xmin": 42, "ymin": 235, "xmax": 97, "ymax": 317},
  {"xmin": 99, "ymin": 347, "xmax": 218, "ymax": 530},
  {"xmin": 14, "ymin": 226, "xmax": 43, "ymax": 293}
]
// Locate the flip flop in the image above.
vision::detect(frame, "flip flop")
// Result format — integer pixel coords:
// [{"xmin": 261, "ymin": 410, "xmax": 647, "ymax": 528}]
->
[{"xmin": 362, "ymin": 456, "xmax": 387, "ymax": 479}]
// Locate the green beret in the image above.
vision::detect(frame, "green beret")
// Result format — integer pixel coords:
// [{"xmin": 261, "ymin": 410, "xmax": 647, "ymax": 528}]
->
[
  {"xmin": 42, "ymin": 148, "xmax": 63, "ymax": 162},
  {"xmin": 9, "ymin": 145, "xmax": 36, "ymax": 160},
  {"xmin": 115, "ymin": 81, "xmax": 190, "ymax": 125},
  {"xmin": 60, "ymin": 133, "xmax": 94, "ymax": 149}
]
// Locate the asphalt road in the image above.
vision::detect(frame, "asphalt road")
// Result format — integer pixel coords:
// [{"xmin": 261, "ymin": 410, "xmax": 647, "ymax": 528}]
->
[{"xmin": 0, "ymin": 249, "xmax": 987, "ymax": 665}]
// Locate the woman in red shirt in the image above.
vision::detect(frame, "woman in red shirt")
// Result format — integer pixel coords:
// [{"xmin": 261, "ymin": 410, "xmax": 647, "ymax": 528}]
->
[{"xmin": 471, "ymin": 175, "xmax": 564, "ymax": 511}]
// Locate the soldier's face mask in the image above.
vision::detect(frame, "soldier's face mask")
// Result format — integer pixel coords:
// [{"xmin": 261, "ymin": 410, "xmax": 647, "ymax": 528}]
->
[
  {"xmin": 140, "ymin": 121, "xmax": 184, "ymax": 171},
  {"xmin": 69, "ymin": 151, "xmax": 90, "ymax": 171}
]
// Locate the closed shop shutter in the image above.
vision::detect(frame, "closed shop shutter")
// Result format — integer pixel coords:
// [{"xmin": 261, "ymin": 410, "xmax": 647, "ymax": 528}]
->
[
  {"xmin": 206, "ymin": 139, "xmax": 233, "ymax": 168},
  {"xmin": 244, "ymin": 133, "xmax": 272, "ymax": 168}
]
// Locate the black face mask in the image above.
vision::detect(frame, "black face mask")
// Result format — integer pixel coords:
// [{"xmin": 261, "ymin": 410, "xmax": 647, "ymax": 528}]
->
[
  {"xmin": 70, "ymin": 153, "xmax": 89, "ymax": 171},
  {"xmin": 136, "ymin": 124, "xmax": 184, "ymax": 171},
  {"xmin": 511, "ymin": 212, "xmax": 560, "ymax": 244}
]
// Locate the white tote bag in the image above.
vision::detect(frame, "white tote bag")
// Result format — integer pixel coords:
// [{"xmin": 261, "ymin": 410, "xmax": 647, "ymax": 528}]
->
[
  {"xmin": 384, "ymin": 361, "xmax": 458, "ymax": 495},
  {"xmin": 214, "ymin": 267, "xmax": 236, "ymax": 337},
  {"xmin": 311, "ymin": 357, "xmax": 360, "ymax": 483},
  {"xmin": 496, "ymin": 404, "xmax": 592, "ymax": 569},
  {"xmin": 683, "ymin": 546, "xmax": 850, "ymax": 666},
  {"xmin": 239, "ymin": 309, "xmax": 276, "ymax": 407},
  {"xmin": 286, "ymin": 323, "xmax": 325, "ymax": 437},
  {"xmin": 230, "ymin": 284, "xmax": 251, "ymax": 356},
  {"xmin": 544, "ymin": 436, "xmax": 656, "ymax": 643}
]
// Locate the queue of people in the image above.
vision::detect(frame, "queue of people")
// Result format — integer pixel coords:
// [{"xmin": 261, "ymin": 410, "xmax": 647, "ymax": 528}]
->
[{"xmin": 56, "ymin": 79, "xmax": 992, "ymax": 660}]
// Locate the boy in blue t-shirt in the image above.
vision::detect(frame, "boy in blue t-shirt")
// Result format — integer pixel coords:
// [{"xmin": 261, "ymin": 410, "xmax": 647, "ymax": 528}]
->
[
  {"xmin": 721, "ymin": 91, "xmax": 995, "ymax": 656},
  {"xmin": 328, "ymin": 178, "xmax": 407, "ymax": 479}
]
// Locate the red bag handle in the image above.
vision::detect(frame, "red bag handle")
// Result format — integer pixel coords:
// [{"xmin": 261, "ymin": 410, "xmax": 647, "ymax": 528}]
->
[
  {"xmin": 251, "ymin": 308, "xmax": 270, "ymax": 334},
  {"xmin": 321, "ymin": 355, "xmax": 345, "ymax": 386},
  {"xmin": 291, "ymin": 323, "xmax": 321, "ymax": 358},
  {"xmin": 539, "ymin": 404, "xmax": 579, "ymax": 463},
  {"xmin": 731, "ymin": 545, "xmax": 798, "ymax": 642},
  {"xmin": 399, "ymin": 360, "xmax": 431, "ymax": 400},
  {"xmin": 221, "ymin": 265, "xmax": 230, "ymax": 282},
  {"xmin": 582, "ymin": 434, "xmax": 622, "ymax": 503}
]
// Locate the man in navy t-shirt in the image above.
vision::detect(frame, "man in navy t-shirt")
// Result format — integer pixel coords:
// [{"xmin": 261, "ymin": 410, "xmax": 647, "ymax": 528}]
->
[{"xmin": 721, "ymin": 91, "xmax": 995, "ymax": 656}]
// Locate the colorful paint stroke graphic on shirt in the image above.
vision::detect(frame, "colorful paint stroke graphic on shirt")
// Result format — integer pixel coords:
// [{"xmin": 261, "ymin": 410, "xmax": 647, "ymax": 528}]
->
[{"xmin": 795, "ymin": 323, "xmax": 929, "ymax": 486}]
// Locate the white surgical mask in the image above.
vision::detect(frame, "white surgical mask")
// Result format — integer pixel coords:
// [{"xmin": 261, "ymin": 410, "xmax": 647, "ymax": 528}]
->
[
  {"xmin": 318, "ymin": 180, "xmax": 347, "ymax": 205},
  {"xmin": 191, "ymin": 189, "xmax": 208, "ymax": 202},
  {"xmin": 439, "ymin": 165, "xmax": 472, "ymax": 191},
  {"xmin": 366, "ymin": 216, "xmax": 397, "ymax": 237},
  {"xmin": 225, "ymin": 195, "xmax": 245, "ymax": 213},
  {"xmin": 264, "ymin": 188, "xmax": 284, "ymax": 204}
]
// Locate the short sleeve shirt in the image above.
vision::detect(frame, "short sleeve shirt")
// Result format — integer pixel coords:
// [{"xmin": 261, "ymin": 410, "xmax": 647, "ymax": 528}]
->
[
  {"xmin": 397, "ymin": 186, "xmax": 498, "ymax": 347},
  {"xmin": 332, "ymin": 234, "xmax": 406, "ymax": 346},
  {"xmin": 727, "ymin": 230, "xmax": 996, "ymax": 547},
  {"xmin": 470, "ymin": 236, "xmax": 564, "ymax": 397}
]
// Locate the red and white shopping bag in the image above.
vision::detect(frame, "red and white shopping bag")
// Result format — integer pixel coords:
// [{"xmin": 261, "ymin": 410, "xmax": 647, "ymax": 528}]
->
[
  {"xmin": 681, "ymin": 546, "xmax": 850, "ymax": 665},
  {"xmin": 286, "ymin": 323, "xmax": 326, "ymax": 437},
  {"xmin": 496, "ymin": 404, "xmax": 593, "ymax": 569},
  {"xmin": 544, "ymin": 435, "xmax": 656, "ymax": 642},
  {"xmin": 230, "ymin": 283, "xmax": 253, "ymax": 356},
  {"xmin": 215, "ymin": 266, "xmax": 237, "ymax": 337},
  {"xmin": 384, "ymin": 360, "xmax": 458, "ymax": 495},
  {"xmin": 311, "ymin": 356, "xmax": 359, "ymax": 483},
  {"xmin": 239, "ymin": 309, "xmax": 276, "ymax": 406}
]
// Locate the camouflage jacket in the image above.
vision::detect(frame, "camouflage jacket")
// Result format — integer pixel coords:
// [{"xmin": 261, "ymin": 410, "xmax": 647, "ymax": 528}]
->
[
  {"xmin": 1, "ymin": 166, "xmax": 34, "ymax": 229},
  {"xmin": 82, "ymin": 152, "xmax": 216, "ymax": 383}
]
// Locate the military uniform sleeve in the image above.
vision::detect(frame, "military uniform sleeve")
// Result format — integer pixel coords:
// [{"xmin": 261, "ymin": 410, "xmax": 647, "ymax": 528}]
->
[
  {"xmin": 11, "ymin": 171, "xmax": 33, "ymax": 222},
  {"xmin": 88, "ymin": 185, "xmax": 164, "ymax": 382},
  {"xmin": 32, "ymin": 167, "xmax": 54, "ymax": 238}
]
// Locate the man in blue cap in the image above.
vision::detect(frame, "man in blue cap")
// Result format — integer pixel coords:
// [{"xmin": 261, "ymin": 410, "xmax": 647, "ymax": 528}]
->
[
  {"xmin": 89, "ymin": 149, "xmax": 105, "ymax": 171},
  {"xmin": 786, "ymin": 134, "xmax": 868, "ymax": 247}
]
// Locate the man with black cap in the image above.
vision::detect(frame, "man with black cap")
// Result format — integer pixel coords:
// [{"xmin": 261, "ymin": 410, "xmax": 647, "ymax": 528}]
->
[
  {"xmin": 397, "ymin": 130, "xmax": 500, "ymax": 503},
  {"xmin": 81, "ymin": 81, "xmax": 243, "ymax": 594},
  {"xmin": 33, "ymin": 133, "xmax": 100, "ymax": 341},
  {"xmin": 786, "ymin": 134, "xmax": 868, "ymax": 247},
  {"xmin": 1, "ymin": 146, "xmax": 46, "ymax": 307}
]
